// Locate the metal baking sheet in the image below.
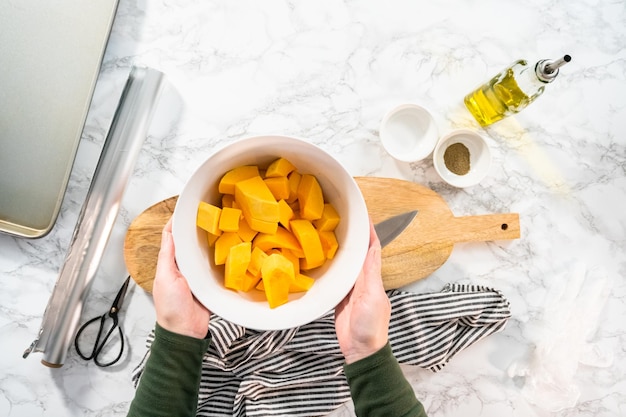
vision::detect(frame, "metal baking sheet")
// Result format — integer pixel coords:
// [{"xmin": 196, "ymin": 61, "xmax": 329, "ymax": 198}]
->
[{"xmin": 0, "ymin": 0, "xmax": 119, "ymax": 238}]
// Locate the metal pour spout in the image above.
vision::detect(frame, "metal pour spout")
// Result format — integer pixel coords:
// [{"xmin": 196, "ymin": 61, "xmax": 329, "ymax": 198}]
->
[{"xmin": 536, "ymin": 55, "xmax": 572, "ymax": 83}]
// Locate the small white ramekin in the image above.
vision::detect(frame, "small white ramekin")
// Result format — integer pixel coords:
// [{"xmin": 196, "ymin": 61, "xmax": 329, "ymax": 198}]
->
[
  {"xmin": 433, "ymin": 129, "xmax": 491, "ymax": 188},
  {"xmin": 379, "ymin": 104, "xmax": 439, "ymax": 162}
]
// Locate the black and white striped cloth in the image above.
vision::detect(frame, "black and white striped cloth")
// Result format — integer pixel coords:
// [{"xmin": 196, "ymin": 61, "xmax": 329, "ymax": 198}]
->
[{"xmin": 132, "ymin": 283, "xmax": 511, "ymax": 416}]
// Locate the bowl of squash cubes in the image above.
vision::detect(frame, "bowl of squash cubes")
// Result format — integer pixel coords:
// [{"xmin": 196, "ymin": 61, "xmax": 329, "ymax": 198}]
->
[{"xmin": 171, "ymin": 135, "xmax": 370, "ymax": 330}]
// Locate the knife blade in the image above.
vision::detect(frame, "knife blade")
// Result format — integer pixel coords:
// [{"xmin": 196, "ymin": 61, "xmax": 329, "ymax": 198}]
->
[{"xmin": 374, "ymin": 210, "xmax": 418, "ymax": 248}]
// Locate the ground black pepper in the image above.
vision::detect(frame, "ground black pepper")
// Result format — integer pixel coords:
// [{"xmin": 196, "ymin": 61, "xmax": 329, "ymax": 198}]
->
[{"xmin": 443, "ymin": 142, "xmax": 470, "ymax": 175}]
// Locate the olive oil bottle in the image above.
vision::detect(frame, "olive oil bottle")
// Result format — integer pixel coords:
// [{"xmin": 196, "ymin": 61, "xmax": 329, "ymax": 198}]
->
[{"xmin": 464, "ymin": 55, "xmax": 571, "ymax": 127}]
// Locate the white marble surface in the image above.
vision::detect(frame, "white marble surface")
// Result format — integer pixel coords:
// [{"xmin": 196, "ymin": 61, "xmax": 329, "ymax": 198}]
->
[{"xmin": 1, "ymin": 0, "xmax": 625, "ymax": 416}]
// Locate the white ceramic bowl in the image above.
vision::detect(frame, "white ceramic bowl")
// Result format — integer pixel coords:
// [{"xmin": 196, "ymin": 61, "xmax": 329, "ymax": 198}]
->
[
  {"xmin": 379, "ymin": 103, "xmax": 439, "ymax": 162},
  {"xmin": 433, "ymin": 129, "xmax": 492, "ymax": 188},
  {"xmin": 172, "ymin": 135, "xmax": 369, "ymax": 330}
]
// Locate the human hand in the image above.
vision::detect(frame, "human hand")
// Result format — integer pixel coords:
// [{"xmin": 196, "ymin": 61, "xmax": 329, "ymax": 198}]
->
[
  {"xmin": 152, "ymin": 218, "xmax": 211, "ymax": 339},
  {"xmin": 335, "ymin": 219, "xmax": 391, "ymax": 364}
]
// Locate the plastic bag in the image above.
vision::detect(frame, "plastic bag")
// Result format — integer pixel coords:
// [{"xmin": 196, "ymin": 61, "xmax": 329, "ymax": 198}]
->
[{"xmin": 507, "ymin": 262, "xmax": 613, "ymax": 412}]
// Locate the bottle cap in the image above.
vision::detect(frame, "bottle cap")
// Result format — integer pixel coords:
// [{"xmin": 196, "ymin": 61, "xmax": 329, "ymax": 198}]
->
[{"xmin": 536, "ymin": 55, "xmax": 571, "ymax": 83}]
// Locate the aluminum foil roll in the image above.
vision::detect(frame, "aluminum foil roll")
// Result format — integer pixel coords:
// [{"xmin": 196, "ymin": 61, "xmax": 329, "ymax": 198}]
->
[{"xmin": 23, "ymin": 66, "xmax": 165, "ymax": 367}]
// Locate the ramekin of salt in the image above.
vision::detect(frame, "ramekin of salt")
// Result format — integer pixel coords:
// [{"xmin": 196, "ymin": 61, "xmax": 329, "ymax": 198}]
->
[{"xmin": 379, "ymin": 104, "xmax": 439, "ymax": 162}]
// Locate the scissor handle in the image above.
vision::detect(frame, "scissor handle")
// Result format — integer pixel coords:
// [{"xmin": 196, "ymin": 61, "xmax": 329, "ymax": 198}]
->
[{"xmin": 74, "ymin": 314, "xmax": 125, "ymax": 367}]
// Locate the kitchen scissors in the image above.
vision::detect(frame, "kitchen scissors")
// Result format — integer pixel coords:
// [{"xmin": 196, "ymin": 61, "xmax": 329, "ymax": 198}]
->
[{"xmin": 74, "ymin": 276, "xmax": 130, "ymax": 367}]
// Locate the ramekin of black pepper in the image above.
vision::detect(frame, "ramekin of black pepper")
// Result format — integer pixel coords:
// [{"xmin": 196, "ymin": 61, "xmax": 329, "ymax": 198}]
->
[{"xmin": 432, "ymin": 129, "xmax": 492, "ymax": 188}]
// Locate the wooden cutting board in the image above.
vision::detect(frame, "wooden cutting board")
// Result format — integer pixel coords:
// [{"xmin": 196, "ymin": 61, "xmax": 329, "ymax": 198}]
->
[{"xmin": 123, "ymin": 177, "xmax": 520, "ymax": 292}]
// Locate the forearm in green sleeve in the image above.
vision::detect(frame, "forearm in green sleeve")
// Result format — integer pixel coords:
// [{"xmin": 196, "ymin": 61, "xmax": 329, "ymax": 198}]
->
[
  {"xmin": 344, "ymin": 342, "xmax": 427, "ymax": 417},
  {"xmin": 127, "ymin": 323, "xmax": 211, "ymax": 417}
]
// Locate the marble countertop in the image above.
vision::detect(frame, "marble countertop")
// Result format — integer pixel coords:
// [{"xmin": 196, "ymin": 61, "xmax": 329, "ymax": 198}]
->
[{"xmin": 1, "ymin": 0, "xmax": 624, "ymax": 416}]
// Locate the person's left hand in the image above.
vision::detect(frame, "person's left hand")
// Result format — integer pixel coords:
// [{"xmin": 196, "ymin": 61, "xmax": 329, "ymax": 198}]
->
[{"xmin": 152, "ymin": 218, "xmax": 211, "ymax": 339}]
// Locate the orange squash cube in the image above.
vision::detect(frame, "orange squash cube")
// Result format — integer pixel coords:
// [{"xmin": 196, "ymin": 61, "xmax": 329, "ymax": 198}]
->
[
  {"xmin": 224, "ymin": 242, "xmax": 252, "ymax": 291},
  {"xmin": 265, "ymin": 157, "xmax": 296, "ymax": 178},
  {"xmin": 319, "ymin": 230, "xmax": 339, "ymax": 259},
  {"xmin": 281, "ymin": 248, "xmax": 301, "ymax": 275},
  {"xmin": 263, "ymin": 176, "xmax": 290, "ymax": 200},
  {"xmin": 218, "ymin": 165, "xmax": 260, "ymax": 194},
  {"xmin": 237, "ymin": 216, "xmax": 258, "ymax": 242},
  {"xmin": 287, "ymin": 171, "xmax": 301, "ymax": 203},
  {"xmin": 245, "ymin": 216, "xmax": 278, "ymax": 234},
  {"xmin": 197, "ymin": 201, "xmax": 222, "ymax": 235},
  {"xmin": 240, "ymin": 271, "xmax": 261, "ymax": 292},
  {"xmin": 235, "ymin": 176, "xmax": 280, "ymax": 223},
  {"xmin": 297, "ymin": 174, "xmax": 324, "ymax": 220},
  {"xmin": 290, "ymin": 219, "xmax": 325, "ymax": 269},
  {"xmin": 289, "ymin": 273, "xmax": 315, "ymax": 293},
  {"xmin": 219, "ymin": 206, "xmax": 242, "ymax": 233},
  {"xmin": 253, "ymin": 226, "xmax": 303, "ymax": 255},
  {"xmin": 261, "ymin": 253, "xmax": 295, "ymax": 309},
  {"xmin": 313, "ymin": 203, "xmax": 340, "ymax": 231},
  {"xmin": 247, "ymin": 246, "xmax": 268, "ymax": 279},
  {"xmin": 278, "ymin": 199, "xmax": 294, "ymax": 231},
  {"xmin": 214, "ymin": 232, "xmax": 243, "ymax": 265}
]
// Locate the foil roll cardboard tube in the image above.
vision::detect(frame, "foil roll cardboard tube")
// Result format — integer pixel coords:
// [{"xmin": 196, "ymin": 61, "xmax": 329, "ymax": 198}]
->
[{"xmin": 23, "ymin": 66, "xmax": 165, "ymax": 367}]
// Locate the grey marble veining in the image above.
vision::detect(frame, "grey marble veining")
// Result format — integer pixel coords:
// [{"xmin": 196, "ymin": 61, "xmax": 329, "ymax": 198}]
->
[{"xmin": 1, "ymin": 0, "xmax": 625, "ymax": 416}]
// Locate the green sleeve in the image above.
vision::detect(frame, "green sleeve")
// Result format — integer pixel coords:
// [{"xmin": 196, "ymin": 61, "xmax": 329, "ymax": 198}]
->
[
  {"xmin": 127, "ymin": 323, "xmax": 211, "ymax": 417},
  {"xmin": 344, "ymin": 343, "xmax": 427, "ymax": 417}
]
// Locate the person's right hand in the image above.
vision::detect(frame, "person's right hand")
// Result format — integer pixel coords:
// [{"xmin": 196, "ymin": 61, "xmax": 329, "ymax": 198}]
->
[{"xmin": 334, "ymin": 219, "xmax": 391, "ymax": 364}]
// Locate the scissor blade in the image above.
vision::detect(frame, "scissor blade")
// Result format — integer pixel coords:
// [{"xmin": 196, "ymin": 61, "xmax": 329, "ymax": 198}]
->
[
  {"xmin": 374, "ymin": 210, "xmax": 418, "ymax": 248},
  {"xmin": 111, "ymin": 276, "xmax": 131, "ymax": 313}
]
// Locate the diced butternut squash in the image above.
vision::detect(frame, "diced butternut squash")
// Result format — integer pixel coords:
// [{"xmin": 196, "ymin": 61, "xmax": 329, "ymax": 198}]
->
[
  {"xmin": 297, "ymin": 174, "xmax": 324, "ymax": 220},
  {"xmin": 313, "ymin": 203, "xmax": 340, "ymax": 231},
  {"xmin": 235, "ymin": 176, "xmax": 280, "ymax": 223},
  {"xmin": 237, "ymin": 216, "xmax": 258, "ymax": 242},
  {"xmin": 253, "ymin": 226, "xmax": 303, "ymax": 254},
  {"xmin": 319, "ymin": 231, "xmax": 339, "ymax": 259},
  {"xmin": 224, "ymin": 242, "xmax": 252, "ymax": 291},
  {"xmin": 248, "ymin": 246, "xmax": 269, "ymax": 279},
  {"xmin": 287, "ymin": 171, "xmax": 301, "ymax": 203},
  {"xmin": 290, "ymin": 219, "xmax": 325, "ymax": 269},
  {"xmin": 265, "ymin": 157, "xmax": 296, "ymax": 178},
  {"xmin": 300, "ymin": 257, "xmax": 320, "ymax": 271},
  {"xmin": 214, "ymin": 232, "xmax": 243, "ymax": 265},
  {"xmin": 198, "ymin": 158, "xmax": 342, "ymax": 308},
  {"xmin": 197, "ymin": 202, "xmax": 222, "ymax": 235},
  {"xmin": 289, "ymin": 273, "xmax": 315, "ymax": 293},
  {"xmin": 240, "ymin": 271, "xmax": 261, "ymax": 292},
  {"xmin": 246, "ymin": 216, "xmax": 278, "ymax": 234},
  {"xmin": 278, "ymin": 199, "xmax": 294, "ymax": 231},
  {"xmin": 261, "ymin": 253, "xmax": 295, "ymax": 309},
  {"xmin": 219, "ymin": 165, "xmax": 260, "ymax": 194},
  {"xmin": 219, "ymin": 206, "xmax": 242, "ymax": 232},
  {"xmin": 263, "ymin": 176, "xmax": 290, "ymax": 200},
  {"xmin": 281, "ymin": 249, "xmax": 300, "ymax": 275}
]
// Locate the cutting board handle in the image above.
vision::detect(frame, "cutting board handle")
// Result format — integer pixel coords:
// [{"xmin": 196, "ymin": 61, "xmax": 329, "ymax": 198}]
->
[{"xmin": 450, "ymin": 213, "xmax": 520, "ymax": 243}]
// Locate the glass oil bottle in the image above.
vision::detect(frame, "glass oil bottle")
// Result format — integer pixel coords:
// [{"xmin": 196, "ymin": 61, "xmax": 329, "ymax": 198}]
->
[{"xmin": 464, "ymin": 55, "xmax": 571, "ymax": 127}]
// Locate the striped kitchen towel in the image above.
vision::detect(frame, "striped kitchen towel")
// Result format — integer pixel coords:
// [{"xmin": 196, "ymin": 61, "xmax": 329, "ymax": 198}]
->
[{"xmin": 132, "ymin": 283, "xmax": 511, "ymax": 416}]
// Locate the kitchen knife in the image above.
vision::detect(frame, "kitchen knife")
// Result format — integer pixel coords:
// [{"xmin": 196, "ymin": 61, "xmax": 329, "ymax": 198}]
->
[{"xmin": 374, "ymin": 210, "xmax": 418, "ymax": 248}]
